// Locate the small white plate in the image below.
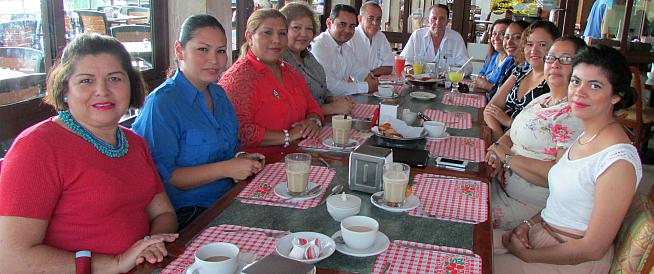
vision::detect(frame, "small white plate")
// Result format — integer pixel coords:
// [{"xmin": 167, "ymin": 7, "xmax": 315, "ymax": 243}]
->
[
  {"xmin": 322, "ymin": 138, "xmax": 360, "ymax": 149},
  {"xmin": 370, "ymin": 191, "xmax": 420, "ymax": 212},
  {"xmin": 426, "ymin": 132, "xmax": 450, "ymax": 141},
  {"xmin": 274, "ymin": 182, "xmax": 321, "ymax": 201},
  {"xmin": 276, "ymin": 232, "xmax": 336, "ymax": 264},
  {"xmin": 185, "ymin": 251, "xmax": 258, "ymax": 274},
  {"xmin": 331, "ymin": 230, "xmax": 390, "ymax": 257},
  {"xmin": 373, "ymin": 92, "xmax": 398, "ymax": 99},
  {"xmin": 410, "ymin": 91, "xmax": 437, "ymax": 100}
]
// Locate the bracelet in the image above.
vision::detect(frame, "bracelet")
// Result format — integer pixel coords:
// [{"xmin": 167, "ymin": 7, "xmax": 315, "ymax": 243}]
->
[
  {"xmin": 522, "ymin": 219, "xmax": 534, "ymax": 230},
  {"xmin": 75, "ymin": 250, "xmax": 91, "ymax": 274},
  {"xmin": 283, "ymin": 129, "xmax": 290, "ymax": 148},
  {"xmin": 309, "ymin": 117, "xmax": 322, "ymax": 128},
  {"xmin": 503, "ymin": 154, "xmax": 513, "ymax": 170},
  {"xmin": 234, "ymin": 151, "xmax": 247, "ymax": 158}
]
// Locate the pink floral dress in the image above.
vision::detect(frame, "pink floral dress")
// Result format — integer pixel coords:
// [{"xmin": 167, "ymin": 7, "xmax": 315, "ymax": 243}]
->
[{"xmin": 491, "ymin": 94, "xmax": 583, "ymax": 229}]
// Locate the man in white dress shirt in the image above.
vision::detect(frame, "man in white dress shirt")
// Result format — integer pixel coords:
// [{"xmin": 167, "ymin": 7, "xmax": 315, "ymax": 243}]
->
[
  {"xmin": 311, "ymin": 4, "xmax": 379, "ymax": 96},
  {"xmin": 348, "ymin": 1, "xmax": 394, "ymax": 76},
  {"xmin": 400, "ymin": 4, "xmax": 470, "ymax": 71}
]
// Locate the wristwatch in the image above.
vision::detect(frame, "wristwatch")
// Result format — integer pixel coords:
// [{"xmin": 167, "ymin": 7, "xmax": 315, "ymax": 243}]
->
[
  {"xmin": 309, "ymin": 117, "xmax": 322, "ymax": 128},
  {"xmin": 503, "ymin": 154, "xmax": 513, "ymax": 170},
  {"xmin": 283, "ymin": 129, "xmax": 290, "ymax": 148}
]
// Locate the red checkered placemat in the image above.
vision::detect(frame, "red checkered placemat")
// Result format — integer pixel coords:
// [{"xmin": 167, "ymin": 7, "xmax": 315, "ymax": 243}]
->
[
  {"xmin": 237, "ymin": 162, "xmax": 335, "ymax": 209},
  {"xmin": 425, "ymin": 136, "xmax": 486, "ymax": 162},
  {"xmin": 421, "ymin": 109, "xmax": 472, "ymax": 129},
  {"xmin": 371, "ymin": 240, "xmax": 481, "ymax": 274},
  {"xmin": 297, "ymin": 127, "xmax": 372, "ymax": 150},
  {"xmin": 407, "ymin": 174, "xmax": 488, "ymax": 224},
  {"xmin": 351, "ymin": 103, "xmax": 377, "ymax": 120},
  {"xmin": 442, "ymin": 93, "xmax": 486, "ymax": 108},
  {"xmin": 161, "ymin": 225, "xmax": 281, "ymax": 273}
]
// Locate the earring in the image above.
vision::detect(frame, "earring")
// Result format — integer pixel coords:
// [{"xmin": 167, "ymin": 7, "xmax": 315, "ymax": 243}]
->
[{"xmin": 63, "ymin": 95, "xmax": 68, "ymax": 103}]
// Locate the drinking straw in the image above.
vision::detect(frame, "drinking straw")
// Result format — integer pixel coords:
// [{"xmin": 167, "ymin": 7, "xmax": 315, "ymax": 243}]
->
[{"xmin": 456, "ymin": 57, "xmax": 474, "ymax": 73}]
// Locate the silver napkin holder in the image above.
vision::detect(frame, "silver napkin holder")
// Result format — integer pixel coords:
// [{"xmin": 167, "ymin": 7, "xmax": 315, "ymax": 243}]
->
[{"xmin": 348, "ymin": 145, "xmax": 393, "ymax": 194}]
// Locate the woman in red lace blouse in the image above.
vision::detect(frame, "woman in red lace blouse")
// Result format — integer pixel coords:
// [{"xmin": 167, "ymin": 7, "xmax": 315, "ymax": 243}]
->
[{"xmin": 220, "ymin": 8, "xmax": 322, "ymax": 162}]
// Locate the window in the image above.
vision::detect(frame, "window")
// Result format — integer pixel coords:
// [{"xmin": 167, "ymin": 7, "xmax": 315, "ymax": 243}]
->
[{"xmin": 0, "ymin": 0, "xmax": 168, "ymax": 157}]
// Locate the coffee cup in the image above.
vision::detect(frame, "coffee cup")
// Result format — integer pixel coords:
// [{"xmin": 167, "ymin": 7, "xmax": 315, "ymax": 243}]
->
[
  {"xmin": 378, "ymin": 85, "xmax": 394, "ymax": 97},
  {"xmin": 382, "ymin": 163, "xmax": 410, "ymax": 207},
  {"xmin": 424, "ymin": 121, "xmax": 446, "ymax": 137},
  {"xmin": 187, "ymin": 242, "xmax": 240, "ymax": 273},
  {"xmin": 285, "ymin": 153, "xmax": 311, "ymax": 195},
  {"xmin": 401, "ymin": 109, "xmax": 417, "ymax": 125},
  {"xmin": 340, "ymin": 216, "xmax": 379, "ymax": 250},
  {"xmin": 331, "ymin": 115, "xmax": 353, "ymax": 146}
]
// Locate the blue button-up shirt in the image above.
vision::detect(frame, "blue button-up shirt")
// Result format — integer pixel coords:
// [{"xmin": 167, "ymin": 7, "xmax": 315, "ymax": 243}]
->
[{"xmin": 132, "ymin": 70, "xmax": 239, "ymax": 210}]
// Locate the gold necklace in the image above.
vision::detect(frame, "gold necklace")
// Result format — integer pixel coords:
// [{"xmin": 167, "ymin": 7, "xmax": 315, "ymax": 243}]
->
[
  {"xmin": 577, "ymin": 121, "xmax": 619, "ymax": 146},
  {"xmin": 541, "ymin": 95, "xmax": 567, "ymax": 108}
]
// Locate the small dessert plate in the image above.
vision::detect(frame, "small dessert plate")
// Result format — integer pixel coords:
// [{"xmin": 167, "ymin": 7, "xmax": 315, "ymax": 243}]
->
[
  {"xmin": 275, "ymin": 232, "xmax": 336, "ymax": 264},
  {"xmin": 322, "ymin": 138, "xmax": 360, "ymax": 149},
  {"xmin": 331, "ymin": 230, "xmax": 390, "ymax": 257},
  {"xmin": 410, "ymin": 91, "xmax": 437, "ymax": 100},
  {"xmin": 274, "ymin": 182, "xmax": 321, "ymax": 201},
  {"xmin": 370, "ymin": 191, "xmax": 420, "ymax": 213}
]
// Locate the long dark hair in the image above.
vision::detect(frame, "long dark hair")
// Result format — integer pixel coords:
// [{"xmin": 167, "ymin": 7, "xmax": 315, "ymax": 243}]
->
[{"xmin": 485, "ymin": 18, "xmax": 513, "ymax": 60}]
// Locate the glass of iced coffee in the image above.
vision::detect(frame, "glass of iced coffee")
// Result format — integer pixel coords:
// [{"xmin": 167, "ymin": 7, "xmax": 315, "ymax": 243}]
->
[
  {"xmin": 285, "ymin": 153, "xmax": 311, "ymax": 195},
  {"xmin": 383, "ymin": 162, "xmax": 410, "ymax": 207}
]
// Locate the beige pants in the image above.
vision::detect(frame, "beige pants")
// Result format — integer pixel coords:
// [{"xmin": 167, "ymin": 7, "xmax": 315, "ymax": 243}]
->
[
  {"xmin": 493, "ymin": 223, "xmax": 613, "ymax": 274},
  {"xmin": 491, "ymin": 172, "xmax": 549, "ymax": 230}
]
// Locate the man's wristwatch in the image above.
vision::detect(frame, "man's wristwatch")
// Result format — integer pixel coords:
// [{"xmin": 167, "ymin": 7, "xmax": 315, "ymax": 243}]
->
[
  {"xmin": 309, "ymin": 117, "xmax": 322, "ymax": 128},
  {"xmin": 283, "ymin": 129, "xmax": 291, "ymax": 147}
]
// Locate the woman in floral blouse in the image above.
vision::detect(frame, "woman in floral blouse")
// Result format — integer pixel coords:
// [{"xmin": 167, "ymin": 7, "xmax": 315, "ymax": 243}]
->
[{"xmin": 485, "ymin": 36, "xmax": 587, "ymax": 230}]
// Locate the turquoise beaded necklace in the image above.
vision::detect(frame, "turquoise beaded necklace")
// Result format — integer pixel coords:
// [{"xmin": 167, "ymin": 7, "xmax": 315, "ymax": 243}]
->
[{"xmin": 58, "ymin": 110, "xmax": 129, "ymax": 158}]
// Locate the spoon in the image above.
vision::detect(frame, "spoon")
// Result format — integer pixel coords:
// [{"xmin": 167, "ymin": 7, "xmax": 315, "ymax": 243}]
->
[
  {"xmin": 318, "ymin": 184, "xmax": 344, "ymax": 205},
  {"xmin": 287, "ymin": 184, "xmax": 322, "ymax": 198}
]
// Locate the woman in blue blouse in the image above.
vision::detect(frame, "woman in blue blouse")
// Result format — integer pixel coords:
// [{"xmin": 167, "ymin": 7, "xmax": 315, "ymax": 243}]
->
[
  {"xmin": 133, "ymin": 15, "xmax": 264, "ymax": 228},
  {"xmin": 476, "ymin": 19, "xmax": 513, "ymax": 92}
]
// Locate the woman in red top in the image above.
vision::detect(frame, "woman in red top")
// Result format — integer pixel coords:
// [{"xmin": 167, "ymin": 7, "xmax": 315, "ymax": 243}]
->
[{"xmin": 220, "ymin": 8, "xmax": 323, "ymax": 162}]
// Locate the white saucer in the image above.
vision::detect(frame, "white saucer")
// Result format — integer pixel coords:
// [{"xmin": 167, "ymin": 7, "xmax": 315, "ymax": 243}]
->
[
  {"xmin": 274, "ymin": 182, "xmax": 321, "ymax": 201},
  {"xmin": 410, "ymin": 91, "xmax": 436, "ymax": 100},
  {"xmin": 373, "ymin": 92, "xmax": 398, "ymax": 99},
  {"xmin": 370, "ymin": 191, "xmax": 420, "ymax": 212},
  {"xmin": 185, "ymin": 251, "xmax": 258, "ymax": 274},
  {"xmin": 331, "ymin": 230, "xmax": 390, "ymax": 257},
  {"xmin": 426, "ymin": 132, "xmax": 450, "ymax": 141},
  {"xmin": 322, "ymin": 138, "xmax": 360, "ymax": 149}
]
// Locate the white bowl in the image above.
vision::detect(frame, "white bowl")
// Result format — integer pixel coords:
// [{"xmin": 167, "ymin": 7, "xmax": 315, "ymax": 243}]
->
[
  {"xmin": 326, "ymin": 194, "xmax": 361, "ymax": 221},
  {"xmin": 275, "ymin": 232, "xmax": 336, "ymax": 264}
]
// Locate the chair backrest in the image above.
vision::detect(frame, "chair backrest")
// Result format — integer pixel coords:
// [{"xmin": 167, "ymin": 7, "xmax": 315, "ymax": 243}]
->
[
  {"xmin": 630, "ymin": 66, "xmax": 644, "ymax": 125},
  {"xmin": 0, "ymin": 20, "xmax": 39, "ymax": 48},
  {"xmin": 110, "ymin": 25, "xmax": 151, "ymax": 42},
  {"xmin": 120, "ymin": 7, "xmax": 150, "ymax": 25},
  {"xmin": 0, "ymin": 158, "xmax": 3, "ymax": 175},
  {"xmin": 0, "ymin": 47, "xmax": 45, "ymax": 73},
  {"xmin": 76, "ymin": 10, "xmax": 109, "ymax": 35},
  {"xmin": 610, "ymin": 194, "xmax": 654, "ymax": 273}
]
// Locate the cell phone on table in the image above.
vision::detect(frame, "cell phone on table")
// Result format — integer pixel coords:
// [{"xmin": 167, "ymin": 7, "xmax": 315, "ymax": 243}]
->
[{"xmin": 435, "ymin": 157, "xmax": 468, "ymax": 170}]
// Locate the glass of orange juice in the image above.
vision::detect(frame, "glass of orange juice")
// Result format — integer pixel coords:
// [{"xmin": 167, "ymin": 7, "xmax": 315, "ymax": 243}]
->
[
  {"xmin": 412, "ymin": 55, "xmax": 425, "ymax": 75},
  {"xmin": 448, "ymin": 65, "xmax": 464, "ymax": 92}
]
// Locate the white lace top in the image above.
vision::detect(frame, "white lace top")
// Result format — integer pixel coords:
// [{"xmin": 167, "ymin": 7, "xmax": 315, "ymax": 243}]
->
[{"xmin": 541, "ymin": 143, "xmax": 642, "ymax": 231}]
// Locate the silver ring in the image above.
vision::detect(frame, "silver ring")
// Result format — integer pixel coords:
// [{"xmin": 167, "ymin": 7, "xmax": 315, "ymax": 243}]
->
[{"xmin": 144, "ymin": 235, "xmax": 151, "ymax": 241}]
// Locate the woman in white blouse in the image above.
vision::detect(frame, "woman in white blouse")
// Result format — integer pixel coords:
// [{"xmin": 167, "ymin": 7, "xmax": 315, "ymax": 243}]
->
[{"xmin": 493, "ymin": 45, "xmax": 642, "ymax": 274}]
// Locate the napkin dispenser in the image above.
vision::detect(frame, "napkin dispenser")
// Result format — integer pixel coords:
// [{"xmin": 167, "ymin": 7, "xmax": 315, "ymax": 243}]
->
[{"xmin": 348, "ymin": 145, "xmax": 393, "ymax": 193}]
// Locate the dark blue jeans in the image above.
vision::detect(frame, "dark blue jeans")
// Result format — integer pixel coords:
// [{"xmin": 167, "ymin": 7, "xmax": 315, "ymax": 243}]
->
[{"xmin": 176, "ymin": 206, "xmax": 207, "ymax": 229}]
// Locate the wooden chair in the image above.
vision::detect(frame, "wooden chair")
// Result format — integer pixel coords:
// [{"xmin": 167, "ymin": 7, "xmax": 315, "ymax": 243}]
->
[
  {"xmin": 0, "ymin": 20, "xmax": 39, "ymax": 49},
  {"xmin": 0, "ymin": 47, "xmax": 44, "ymax": 74},
  {"xmin": 76, "ymin": 10, "xmax": 109, "ymax": 35},
  {"xmin": 120, "ymin": 7, "xmax": 150, "ymax": 25},
  {"xmin": 110, "ymin": 25, "xmax": 151, "ymax": 42},
  {"xmin": 616, "ymin": 66, "xmax": 654, "ymax": 156}
]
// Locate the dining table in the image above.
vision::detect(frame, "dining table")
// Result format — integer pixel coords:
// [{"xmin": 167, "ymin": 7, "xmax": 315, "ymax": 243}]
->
[{"xmin": 131, "ymin": 78, "xmax": 494, "ymax": 274}]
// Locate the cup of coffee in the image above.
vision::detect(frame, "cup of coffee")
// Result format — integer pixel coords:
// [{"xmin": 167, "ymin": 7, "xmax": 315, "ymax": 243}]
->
[
  {"xmin": 378, "ymin": 85, "xmax": 394, "ymax": 97},
  {"xmin": 340, "ymin": 216, "xmax": 379, "ymax": 250},
  {"xmin": 285, "ymin": 153, "xmax": 311, "ymax": 195},
  {"xmin": 187, "ymin": 242, "xmax": 240, "ymax": 273},
  {"xmin": 383, "ymin": 162, "xmax": 410, "ymax": 207},
  {"xmin": 331, "ymin": 115, "xmax": 353, "ymax": 146},
  {"xmin": 424, "ymin": 121, "xmax": 446, "ymax": 137}
]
